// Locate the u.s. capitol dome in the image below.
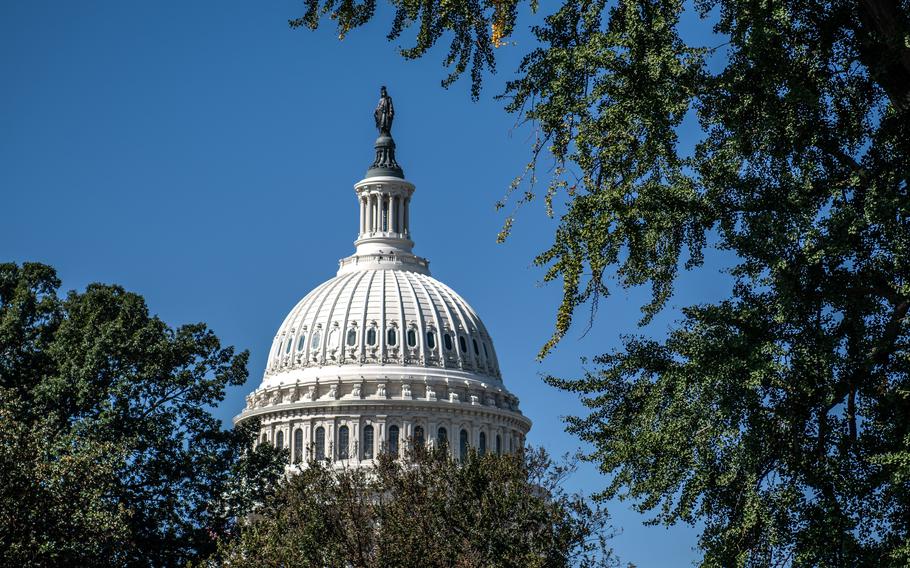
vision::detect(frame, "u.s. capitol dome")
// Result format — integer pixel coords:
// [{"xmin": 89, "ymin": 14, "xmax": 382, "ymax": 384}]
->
[{"xmin": 235, "ymin": 88, "xmax": 531, "ymax": 465}]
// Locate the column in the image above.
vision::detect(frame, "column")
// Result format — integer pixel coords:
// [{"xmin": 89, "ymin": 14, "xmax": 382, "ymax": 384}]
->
[
  {"xmin": 305, "ymin": 422, "xmax": 312, "ymax": 460},
  {"xmin": 372, "ymin": 194, "xmax": 379, "ymax": 233},
  {"xmin": 404, "ymin": 197, "xmax": 410, "ymax": 235},
  {"xmin": 352, "ymin": 421, "xmax": 360, "ymax": 464},
  {"xmin": 373, "ymin": 193, "xmax": 382, "ymax": 233},
  {"xmin": 392, "ymin": 196, "xmax": 399, "ymax": 233},
  {"xmin": 382, "ymin": 195, "xmax": 389, "ymax": 232},
  {"xmin": 366, "ymin": 195, "xmax": 372, "ymax": 233}
]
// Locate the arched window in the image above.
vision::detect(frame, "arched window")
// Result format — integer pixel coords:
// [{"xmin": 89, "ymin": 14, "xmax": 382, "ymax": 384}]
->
[
  {"xmin": 472, "ymin": 338, "xmax": 479, "ymax": 355},
  {"xmin": 261, "ymin": 433, "xmax": 267, "ymax": 443},
  {"xmin": 437, "ymin": 427, "xmax": 448, "ymax": 448},
  {"xmin": 406, "ymin": 328, "xmax": 417, "ymax": 347},
  {"xmin": 346, "ymin": 328, "xmax": 357, "ymax": 347},
  {"xmin": 338, "ymin": 425, "xmax": 349, "ymax": 460},
  {"xmin": 387, "ymin": 327, "xmax": 397, "ymax": 346},
  {"xmin": 311, "ymin": 330, "xmax": 322, "ymax": 349},
  {"xmin": 459, "ymin": 336, "xmax": 468, "ymax": 353},
  {"xmin": 285, "ymin": 338, "xmax": 293, "ymax": 354},
  {"xmin": 315, "ymin": 426, "xmax": 326, "ymax": 461},
  {"xmin": 414, "ymin": 426, "xmax": 425, "ymax": 450},
  {"xmin": 495, "ymin": 434, "xmax": 502, "ymax": 455},
  {"xmin": 459, "ymin": 429, "xmax": 469, "ymax": 461},
  {"xmin": 509, "ymin": 434, "xmax": 513, "ymax": 453},
  {"xmin": 366, "ymin": 327, "xmax": 377, "ymax": 346},
  {"xmin": 479, "ymin": 431, "xmax": 486, "ymax": 455},
  {"xmin": 388, "ymin": 425, "xmax": 399, "ymax": 457},
  {"xmin": 328, "ymin": 327, "xmax": 340, "ymax": 349},
  {"xmin": 426, "ymin": 331, "xmax": 437, "ymax": 350},
  {"xmin": 276, "ymin": 430, "xmax": 285, "ymax": 450},
  {"xmin": 443, "ymin": 333, "xmax": 453, "ymax": 351},
  {"xmin": 297, "ymin": 333, "xmax": 307, "ymax": 351},
  {"xmin": 363, "ymin": 425, "xmax": 374, "ymax": 459},
  {"xmin": 293, "ymin": 428, "xmax": 303, "ymax": 463}
]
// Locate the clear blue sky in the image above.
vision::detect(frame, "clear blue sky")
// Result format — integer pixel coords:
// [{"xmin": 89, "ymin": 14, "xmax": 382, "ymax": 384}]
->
[{"xmin": 1, "ymin": 2, "xmax": 734, "ymax": 565}]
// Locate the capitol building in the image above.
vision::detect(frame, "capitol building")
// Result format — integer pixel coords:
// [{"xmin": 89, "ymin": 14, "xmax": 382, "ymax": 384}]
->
[{"xmin": 235, "ymin": 89, "xmax": 531, "ymax": 466}]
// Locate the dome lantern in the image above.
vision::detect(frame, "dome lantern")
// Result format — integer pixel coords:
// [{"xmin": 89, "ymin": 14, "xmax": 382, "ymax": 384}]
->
[{"xmin": 344, "ymin": 87, "xmax": 425, "ymax": 274}]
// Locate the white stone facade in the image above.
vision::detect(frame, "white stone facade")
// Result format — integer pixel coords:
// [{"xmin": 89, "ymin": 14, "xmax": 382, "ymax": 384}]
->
[{"xmin": 235, "ymin": 135, "xmax": 531, "ymax": 466}]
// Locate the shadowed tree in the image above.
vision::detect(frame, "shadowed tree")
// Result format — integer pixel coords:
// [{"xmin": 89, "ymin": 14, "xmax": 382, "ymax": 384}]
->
[
  {"xmin": 0, "ymin": 262, "xmax": 285, "ymax": 567},
  {"xmin": 215, "ymin": 445, "xmax": 620, "ymax": 567}
]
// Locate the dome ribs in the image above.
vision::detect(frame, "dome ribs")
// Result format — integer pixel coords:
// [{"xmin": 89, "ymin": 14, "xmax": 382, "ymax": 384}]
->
[
  {"xmin": 398, "ymin": 271, "xmax": 427, "ymax": 367},
  {"xmin": 391, "ymin": 271, "xmax": 408, "ymax": 367}
]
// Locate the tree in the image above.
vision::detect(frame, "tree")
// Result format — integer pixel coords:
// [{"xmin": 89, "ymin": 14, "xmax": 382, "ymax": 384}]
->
[
  {"xmin": 294, "ymin": 1, "xmax": 910, "ymax": 565},
  {"xmin": 0, "ymin": 262, "xmax": 284, "ymax": 567},
  {"xmin": 215, "ymin": 446, "xmax": 620, "ymax": 567}
]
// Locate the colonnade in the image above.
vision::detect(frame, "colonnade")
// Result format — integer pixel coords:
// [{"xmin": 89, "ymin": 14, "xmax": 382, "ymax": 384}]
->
[
  {"xmin": 259, "ymin": 415, "xmax": 525, "ymax": 466},
  {"xmin": 359, "ymin": 192, "xmax": 410, "ymax": 237}
]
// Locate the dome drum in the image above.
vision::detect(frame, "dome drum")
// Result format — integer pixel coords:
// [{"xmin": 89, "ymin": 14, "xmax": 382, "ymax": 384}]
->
[{"xmin": 251, "ymin": 404, "xmax": 529, "ymax": 466}]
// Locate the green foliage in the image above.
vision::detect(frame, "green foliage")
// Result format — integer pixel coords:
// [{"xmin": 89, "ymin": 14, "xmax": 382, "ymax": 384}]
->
[
  {"xmin": 0, "ymin": 262, "xmax": 285, "ymax": 567},
  {"xmin": 294, "ymin": 0, "xmax": 910, "ymax": 565},
  {"xmin": 215, "ymin": 446, "xmax": 620, "ymax": 567}
]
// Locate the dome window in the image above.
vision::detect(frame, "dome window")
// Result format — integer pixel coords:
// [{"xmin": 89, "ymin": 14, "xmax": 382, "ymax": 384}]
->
[
  {"xmin": 388, "ymin": 425, "xmax": 400, "ymax": 457},
  {"xmin": 315, "ymin": 426, "xmax": 326, "ymax": 461},
  {"xmin": 311, "ymin": 330, "xmax": 322, "ymax": 349},
  {"xmin": 297, "ymin": 333, "xmax": 307, "ymax": 352},
  {"xmin": 406, "ymin": 328, "xmax": 417, "ymax": 347},
  {"xmin": 363, "ymin": 425, "xmax": 374, "ymax": 459},
  {"xmin": 426, "ymin": 331, "xmax": 437, "ymax": 350},
  {"xmin": 458, "ymin": 336, "xmax": 468, "ymax": 353},
  {"xmin": 346, "ymin": 328, "xmax": 357, "ymax": 347},
  {"xmin": 338, "ymin": 425, "xmax": 350, "ymax": 460},
  {"xmin": 366, "ymin": 327, "xmax": 377, "ymax": 346},
  {"xmin": 387, "ymin": 328, "xmax": 397, "ymax": 346},
  {"xmin": 459, "ymin": 429, "xmax": 469, "ymax": 462},
  {"xmin": 443, "ymin": 333, "xmax": 453, "ymax": 351},
  {"xmin": 328, "ymin": 327, "xmax": 340, "ymax": 349},
  {"xmin": 472, "ymin": 338, "xmax": 479, "ymax": 355},
  {"xmin": 479, "ymin": 431, "xmax": 486, "ymax": 455},
  {"xmin": 276, "ymin": 430, "xmax": 285, "ymax": 451},
  {"xmin": 413, "ymin": 426, "xmax": 425, "ymax": 450},
  {"xmin": 293, "ymin": 429, "xmax": 303, "ymax": 463},
  {"xmin": 437, "ymin": 427, "xmax": 447, "ymax": 448},
  {"xmin": 495, "ymin": 434, "xmax": 502, "ymax": 455}
]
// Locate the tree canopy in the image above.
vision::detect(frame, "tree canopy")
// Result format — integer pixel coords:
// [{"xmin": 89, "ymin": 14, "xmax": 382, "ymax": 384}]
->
[
  {"xmin": 0, "ymin": 262, "xmax": 284, "ymax": 567},
  {"xmin": 215, "ymin": 446, "xmax": 620, "ymax": 568},
  {"xmin": 295, "ymin": 1, "xmax": 910, "ymax": 565}
]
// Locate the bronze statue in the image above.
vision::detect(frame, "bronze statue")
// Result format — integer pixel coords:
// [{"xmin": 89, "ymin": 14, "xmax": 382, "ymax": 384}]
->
[{"xmin": 374, "ymin": 86, "xmax": 394, "ymax": 135}]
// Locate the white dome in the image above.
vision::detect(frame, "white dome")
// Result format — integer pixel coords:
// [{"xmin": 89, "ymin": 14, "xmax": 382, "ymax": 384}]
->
[
  {"xmin": 267, "ymin": 268, "xmax": 501, "ymax": 381},
  {"xmin": 236, "ymin": 93, "xmax": 529, "ymax": 467}
]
